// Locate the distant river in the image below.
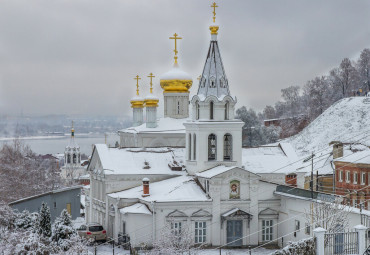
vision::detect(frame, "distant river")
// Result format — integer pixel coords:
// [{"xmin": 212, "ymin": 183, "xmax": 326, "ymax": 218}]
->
[{"xmin": 0, "ymin": 133, "xmax": 119, "ymax": 155}]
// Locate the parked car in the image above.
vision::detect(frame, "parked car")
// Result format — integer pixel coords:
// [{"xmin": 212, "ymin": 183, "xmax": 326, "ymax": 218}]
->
[{"xmin": 77, "ymin": 223, "xmax": 107, "ymax": 242}]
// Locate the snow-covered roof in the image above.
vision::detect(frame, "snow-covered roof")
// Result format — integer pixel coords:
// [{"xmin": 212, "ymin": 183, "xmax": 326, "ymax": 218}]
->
[
  {"xmin": 222, "ymin": 208, "xmax": 240, "ymax": 217},
  {"xmin": 283, "ymin": 97, "xmax": 370, "ymax": 156},
  {"xmin": 195, "ymin": 166, "xmax": 237, "ymax": 178},
  {"xmin": 93, "ymin": 144, "xmax": 186, "ymax": 176},
  {"xmin": 119, "ymin": 203, "xmax": 152, "ymax": 215},
  {"xmin": 160, "ymin": 63, "xmax": 192, "ymax": 80},
  {"xmin": 118, "ymin": 117, "xmax": 188, "ymax": 134},
  {"xmin": 242, "ymin": 143, "xmax": 304, "ymax": 174},
  {"xmin": 334, "ymin": 149, "xmax": 370, "ymax": 165},
  {"xmin": 109, "ymin": 176, "xmax": 210, "ymax": 203}
]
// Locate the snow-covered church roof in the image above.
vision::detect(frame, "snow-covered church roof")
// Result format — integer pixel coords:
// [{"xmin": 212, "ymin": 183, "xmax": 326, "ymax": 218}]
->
[
  {"xmin": 109, "ymin": 175, "xmax": 210, "ymax": 203},
  {"xmin": 92, "ymin": 144, "xmax": 186, "ymax": 176},
  {"xmin": 118, "ymin": 117, "xmax": 188, "ymax": 134},
  {"xmin": 242, "ymin": 143, "xmax": 305, "ymax": 175}
]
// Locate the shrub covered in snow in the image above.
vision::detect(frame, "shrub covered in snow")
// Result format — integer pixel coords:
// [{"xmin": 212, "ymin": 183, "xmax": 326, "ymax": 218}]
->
[
  {"xmin": 51, "ymin": 209, "xmax": 77, "ymax": 250},
  {"xmin": 271, "ymin": 237, "xmax": 315, "ymax": 255},
  {"xmin": 37, "ymin": 202, "xmax": 52, "ymax": 238}
]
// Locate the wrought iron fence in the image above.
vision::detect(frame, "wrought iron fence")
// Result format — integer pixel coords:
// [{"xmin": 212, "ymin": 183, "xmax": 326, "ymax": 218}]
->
[{"xmin": 325, "ymin": 231, "xmax": 359, "ymax": 255}]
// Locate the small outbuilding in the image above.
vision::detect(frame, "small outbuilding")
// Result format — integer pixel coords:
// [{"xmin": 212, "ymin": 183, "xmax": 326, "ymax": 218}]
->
[{"xmin": 9, "ymin": 186, "xmax": 81, "ymax": 221}]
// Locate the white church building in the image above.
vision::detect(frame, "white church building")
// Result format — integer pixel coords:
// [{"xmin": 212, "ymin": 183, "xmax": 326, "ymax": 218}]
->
[{"xmin": 85, "ymin": 4, "xmax": 367, "ymax": 249}]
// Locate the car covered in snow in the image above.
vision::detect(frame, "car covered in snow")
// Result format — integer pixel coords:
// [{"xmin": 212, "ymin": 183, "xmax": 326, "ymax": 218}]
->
[{"xmin": 77, "ymin": 223, "xmax": 107, "ymax": 242}]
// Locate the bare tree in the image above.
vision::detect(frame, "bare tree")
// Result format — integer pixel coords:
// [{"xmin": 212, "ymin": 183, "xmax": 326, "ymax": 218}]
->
[
  {"xmin": 148, "ymin": 220, "xmax": 200, "ymax": 255},
  {"xmin": 357, "ymin": 48, "xmax": 370, "ymax": 92},
  {"xmin": 305, "ymin": 197, "xmax": 350, "ymax": 244}
]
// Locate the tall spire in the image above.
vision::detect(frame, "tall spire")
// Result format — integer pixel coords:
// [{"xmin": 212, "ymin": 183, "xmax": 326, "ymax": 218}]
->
[{"xmin": 197, "ymin": 2, "xmax": 230, "ymax": 100}]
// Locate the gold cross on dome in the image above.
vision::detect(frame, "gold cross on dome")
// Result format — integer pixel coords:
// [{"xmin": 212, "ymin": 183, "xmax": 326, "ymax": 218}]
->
[
  {"xmin": 169, "ymin": 33, "xmax": 182, "ymax": 64},
  {"xmin": 147, "ymin": 73, "xmax": 155, "ymax": 94},
  {"xmin": 134, "ymin": 75, "xmax": 141, "ymax": 96},
  {"xmin": 211, "ymin": 2, "xmax": 218, "ymax": 23}
]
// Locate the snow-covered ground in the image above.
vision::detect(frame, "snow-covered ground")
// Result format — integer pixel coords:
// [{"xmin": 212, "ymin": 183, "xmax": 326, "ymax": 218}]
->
[
  {"xmin": 283, "ymin": 97, "xmax": 370, "ymax": 156},
  {"xmin": 87, "ymin": 244, "xmax": 277, "ymax": 255}
]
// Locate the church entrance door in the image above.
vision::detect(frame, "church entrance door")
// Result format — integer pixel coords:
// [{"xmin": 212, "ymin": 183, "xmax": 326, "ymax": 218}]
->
[{"xmin": 226, "ymin": 220, "xmax": 243, "ymax": 246}]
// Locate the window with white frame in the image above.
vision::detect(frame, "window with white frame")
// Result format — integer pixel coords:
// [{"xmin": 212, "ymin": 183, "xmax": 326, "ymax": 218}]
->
[
  {"xmin": 339, "ymin": 170, "xmax": 343, "ymax": 182},
  {"xmin": 354, "ymin": 172, "xmax": 358, "ymax": 184},
  {"xmin": 171, "ymin": 222, "xmax": 182, "ymax": 236},
  {"xmin": 346, "ymin": 171, "xmax": 350, "ymax": 183},
  {"xmin": 361, "ymin": 172, "xmax": 366, "ymax": 185},
  {"xmin": 262, "ymin": 220, "xmax": 273, "ymax": 242},
  {"xmin": 195, "ymin": 221, "xmax": 206, "ymax": 244}
]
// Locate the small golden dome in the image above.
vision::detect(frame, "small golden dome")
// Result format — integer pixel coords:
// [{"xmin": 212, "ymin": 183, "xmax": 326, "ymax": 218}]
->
[
  {"xmin": 160, "ymin": 63, "xmax": 193, "ymax": 93},
  {"xmin": 130, "ymin": 96, "xmax": 144, "ymax": 108}
]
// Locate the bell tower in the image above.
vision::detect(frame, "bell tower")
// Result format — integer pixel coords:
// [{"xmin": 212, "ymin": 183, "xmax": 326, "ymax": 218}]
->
[{"xmin": 184, "ymin": 2, "xmax": 244, "ymax": 175}]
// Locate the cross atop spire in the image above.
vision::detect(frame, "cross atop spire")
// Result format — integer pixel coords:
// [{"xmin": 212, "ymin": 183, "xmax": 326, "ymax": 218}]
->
[
  {"xmin": 169, "ymin": 33, "xmax": 182, "ymax": 64},
  {"xmin": 134, "ymin": 75, "xmax": 141, "ymax": 96},
  {"xmin": 147, "ymin": 73, "xmax": 155, "ymax": 94},
  {"xmin": 211, "ymin": 2, "xmax": 218, "ymax": 23}
]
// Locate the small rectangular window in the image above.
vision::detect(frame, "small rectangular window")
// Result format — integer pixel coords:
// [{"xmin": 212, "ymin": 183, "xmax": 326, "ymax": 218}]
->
[
  {"xmin": 354, "ymin": 172, "xmax": 358, "ymax": 184},
  {"xmin": 295, "ymin": 220, "xmax": 300, "ymax": 232},
  {"xmin": 54, "ymin": 202, "xmax": 56, "ymax": 209},
  {"xmin": 346, "ymin": 171, "xmax": 350, "ymax": 183},
  {"xmin": 361, "ymin": 172, "xmax": 366, "ymax": 185},
  {"xmin": 262, "ymin": 220, "xmax": 273, "ymax": 242},
  {"xmin": 195, "ymin": 221, "xmax": 206, "ymax": 244},
  {"xmin": 339, "ymin": 170, "xmax": 343, "ymax": 182}
]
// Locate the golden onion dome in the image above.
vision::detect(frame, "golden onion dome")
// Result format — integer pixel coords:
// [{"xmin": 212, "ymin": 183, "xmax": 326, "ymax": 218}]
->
[
  {"xmin": 160, "ymin": 63, "xmax": 193, "ymax": 93},
  {"xmin": 144, "ymin": 93, "xmax": 159, "ymax": 107},
  {"xmin": 130, "ymin": 96, "xmax": 144, "ymax": 108}
]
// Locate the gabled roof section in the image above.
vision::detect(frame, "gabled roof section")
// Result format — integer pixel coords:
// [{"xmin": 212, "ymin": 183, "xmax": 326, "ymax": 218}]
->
[
  {"xmin": 108, "ymin": 176, "xmax": 210, "ymax": 203},
  {"xmin": 195, "ymin": 165, "xmax": 260, "ymax": 179},
  {"xmin": 90, "ymin": 144, "xmax": 186, "ymax": 176},
  {"xmin": 197, "ymin": 39, "xmax": 230, "ymax": 101}
]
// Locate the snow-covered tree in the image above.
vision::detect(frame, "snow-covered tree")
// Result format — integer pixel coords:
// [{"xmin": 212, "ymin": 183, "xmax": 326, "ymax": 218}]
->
[
  {"xmin": 51, "ymin": 209, "xmax": 76, "ymax": 250},
  {"xmin": 0, "ymin": 139, "xmax": 63, "ymax": 204},
  {"xmin": 37, "ymin": 202, "xmax": 52, "ymax": 238},
  {"xmin": 330, "ymin": 58, "xmax": 359, "ymax": 98},
  {"xmin": 357, "ymin": 48, "xmax": 370, "ymax": 92},
  {"xmin": 305, "ymin": 197, "xmax": 350, "ymax": 244},
  {"xmin": 0, "ymin": 201, "xmax": 15, "ymax": 231},
  {"xmin": 149, "ymin": 220, "xmax": 200, "ymax": 255}
]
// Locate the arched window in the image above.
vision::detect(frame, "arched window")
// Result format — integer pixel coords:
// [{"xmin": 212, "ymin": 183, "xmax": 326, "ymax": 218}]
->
[
  {"xmin": 188, "ymin": 134, "xmax": 192, "ymax": 160},
  {"xmin": 210, "ymin": 101, "xmax": 214, "ymax": 120},
  {"xmin": 78, "ymin": 153, "xmax": 80, "ymax": 163},
  {"xmin": 208, "ymin": 134, "xmax": 217, "ymax": 160},
  {"xmin": 224, "ymin": 134, "xmax": 232, "ymax": 161},
  {"xmin": 73, "ymin": 153, "xmax": 77, "ymax": 164},
  {"xmin": 193, "ymin": 134, "xmax": 196, "ymax": 160},
  {"xmin": 67, "ymin": 154, "xmax": 71, "ymax": 164},
  {"xmin": 196, "ymin": 101, "xmax": 200, "ymax": 120},
  {"xmin": 177, "ymin": 101, "xmax": 180, "ymax": 114},
  {"xmin": 225, "ymin": 101, "xmax": 229, "ymax": 120}
]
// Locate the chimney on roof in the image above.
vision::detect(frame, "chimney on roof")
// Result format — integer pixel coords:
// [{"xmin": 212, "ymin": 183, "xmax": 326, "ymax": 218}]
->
[
  {"xmin": 142, "ymin": 178, "xmax": 150, "ymax": 197},
  {"xmin": 329, "ymin": 141, "xmax": 343, "ymax": 159}
]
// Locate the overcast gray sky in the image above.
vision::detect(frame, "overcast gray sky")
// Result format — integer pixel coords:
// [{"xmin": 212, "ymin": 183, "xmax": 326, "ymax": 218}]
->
[{"xmin": 0, "ymin": 0, "xmax": 370, "ymax": 117}]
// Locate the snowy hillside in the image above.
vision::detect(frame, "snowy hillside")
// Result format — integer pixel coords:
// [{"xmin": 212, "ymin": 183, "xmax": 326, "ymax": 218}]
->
[{"xmin": 283, "ymin": 97, "xmax": 370, "ymax": 156}]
